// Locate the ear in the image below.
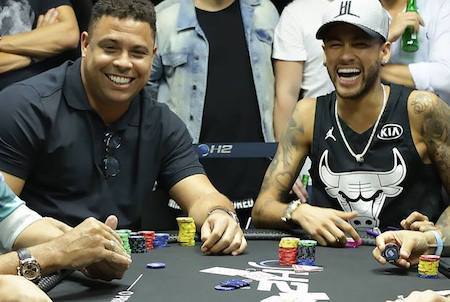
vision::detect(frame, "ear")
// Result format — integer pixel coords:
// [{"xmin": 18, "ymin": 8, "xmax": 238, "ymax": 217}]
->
[
  {"xmin": 322, "ymin": 45, "xmax": 327, "ymax": 67},
  {"xmin": 80, "ymin": 31, "xmax": 89, "ymax": 58},
  {"xmin": 380, "ymin": 41, "xmax": 391, "ymax": 65}
]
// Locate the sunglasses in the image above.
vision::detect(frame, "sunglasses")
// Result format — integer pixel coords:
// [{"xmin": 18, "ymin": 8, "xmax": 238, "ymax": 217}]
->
[{"xmin": 102, "ymin": 132, "xmax": 121, "ymax": 178}]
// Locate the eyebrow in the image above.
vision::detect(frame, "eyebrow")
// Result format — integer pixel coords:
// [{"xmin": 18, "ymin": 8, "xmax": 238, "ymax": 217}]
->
[{"xmin": 98, "ymin": 38, "xmax": 150, "ymax": 53}]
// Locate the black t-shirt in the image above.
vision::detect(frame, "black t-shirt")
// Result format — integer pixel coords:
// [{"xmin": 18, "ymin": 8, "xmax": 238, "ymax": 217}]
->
[
  {"xmin": 0, "ymin": 0, "xmax": 73, "ymax": 91},
  {"xmin": 309, "ymin": 85, "xmax": 446, "ymax": 231},
  {"xmin": 196, "ymin": 1, "xmax": 270, "ymax": 224},
  {"xmin": 0, "ymin": 59, "xmax": 204, "ymax": 228}
]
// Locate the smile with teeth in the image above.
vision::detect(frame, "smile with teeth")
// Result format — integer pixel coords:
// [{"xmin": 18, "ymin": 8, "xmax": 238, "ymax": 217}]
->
[
  {"xmin": 106, "ymin": 74, "xmax": 134, "ymax": 85},
  {"xmin": 337, "ymin": 68, "xmax": 361, "ymax": 81}
]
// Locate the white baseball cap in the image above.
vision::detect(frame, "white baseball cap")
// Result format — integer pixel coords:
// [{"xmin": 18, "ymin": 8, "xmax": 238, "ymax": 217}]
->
[{"xmin": 316, "ymin": 0, "xmax": 389, "ymax": 41}]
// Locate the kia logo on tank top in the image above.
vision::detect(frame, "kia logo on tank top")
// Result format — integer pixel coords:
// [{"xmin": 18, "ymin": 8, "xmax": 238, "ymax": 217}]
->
[{"xmin": 377, "ymin": 124, "xmax": 403, "ymax": 140}]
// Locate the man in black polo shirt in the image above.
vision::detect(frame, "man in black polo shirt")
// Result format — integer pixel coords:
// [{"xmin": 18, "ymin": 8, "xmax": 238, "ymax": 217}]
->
[{"xmin": 0, "ymin": 0, "xmax": 246, "ymax": 256}]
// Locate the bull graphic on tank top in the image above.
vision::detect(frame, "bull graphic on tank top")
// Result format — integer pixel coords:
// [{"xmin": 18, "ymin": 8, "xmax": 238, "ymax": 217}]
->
[{"xmin": 319, "ymin": 148, "xmax": 406, "ymax": 231}]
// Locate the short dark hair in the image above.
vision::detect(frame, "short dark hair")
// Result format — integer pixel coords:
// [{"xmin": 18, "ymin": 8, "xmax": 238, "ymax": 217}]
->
[{"xmin": 88, "ymin": 0, "xmax": 156, "ymax": 36}]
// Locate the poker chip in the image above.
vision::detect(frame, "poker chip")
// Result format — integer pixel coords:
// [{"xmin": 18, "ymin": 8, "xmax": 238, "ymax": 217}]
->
[
  {"xmin": 418, "ymin": 255, "xmax": 440, "ymax": 279},
  {"xmin": 382, "ymin": 243, "xmax": 400, "ymax": 263},
  {"xmin": 278, "ymin": 237, "xmax": 299, "ymax": 266},
  {"xmin": 214, "ymin": 285, "xmax": 236, "ymax": 291},
  {"xmin": 177, "ymin": 217, "xmax": 196, "ymax": 247},
  {"xmin": 116, "ymin": 229, "xmax": 132, "ymax": 255},
  {"xmin": 129, "ymin": 235, "xmax": 147, "ymax": 253},
  {"xmin": 345, "ymin": 238, "xmax": 363, "ymax": 248},
  {"xmin": 139, "ymin": 231, "xmax": 156, "ymax": 251},
  {"xmin": 214, "ymin": 279, "xmax": 251, "ymax": 291},
  {"xmin": 153, "ymin": 233, "xmax": 170, "ymax": 248},
  {"xmin": 298, "ymin": 240, "xmax": 317, "ymax": 266},
  {"xmin": 146, "ymin": 262, "xmax": 166, "ymax": 269}
]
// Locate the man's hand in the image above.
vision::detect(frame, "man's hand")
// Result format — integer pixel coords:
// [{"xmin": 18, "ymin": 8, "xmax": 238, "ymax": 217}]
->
[
  {"xmin": 387, "ymin": 290, "xmax": 449, "ymax": 302},
  {"xmin": 388, "ymin": 11, "xmax": 424, "ymax": 43},
  {"xmin": 372, "ymin": 230, "xmax": 434, "ymax": 268},
  {"xmin": 0, "ymin": 275, "xmax": 52, "ymax": 302},
  {"xmin": 200, "ymin": 211, "xmax": 247, "ymax": 256},
  {"xmin": 292, "ymin": 204, "xmax": 360, "ymax": 247},
  {"xmin": 41, "ymin": 217, "xmax": 131, "ymax": 281},
  {"xmin": 401, "ymin": 211, "xmax": 437, "ymax": 232}
]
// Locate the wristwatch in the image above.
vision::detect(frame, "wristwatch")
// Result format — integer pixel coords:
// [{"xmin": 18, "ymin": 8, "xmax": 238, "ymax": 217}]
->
[
  {"xmin": 207, "ymin": 207, "xmax": 240, "ymax": 224},
  {"xmin": 17, "ymin": 248, "xmax": 41, "ymax": 283},
  {"xmin": 281, "ymin": 199, "xmax": 302, "ymax": 223}
]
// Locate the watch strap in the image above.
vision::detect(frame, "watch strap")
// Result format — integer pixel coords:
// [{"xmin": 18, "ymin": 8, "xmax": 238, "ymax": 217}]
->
[
  {"xmin": 17, "ymin": 248, "xmax": 32, "ymax": 261},
  {"xmin": 431, "ymin": 230, "xmax": 443, "ymax": 256}
]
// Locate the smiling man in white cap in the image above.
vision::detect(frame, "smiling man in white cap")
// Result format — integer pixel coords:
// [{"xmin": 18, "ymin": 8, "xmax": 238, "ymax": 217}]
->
[{"xmin": 253, "ymin": 0, "xmax": 449, "ymax": 247}]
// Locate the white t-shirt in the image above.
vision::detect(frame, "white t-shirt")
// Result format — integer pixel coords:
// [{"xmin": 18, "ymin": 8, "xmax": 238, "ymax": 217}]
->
[
  {"xmin": 0, "ymin": 173, "xmax": 41, "ymax": 252},
  {"xmin": 388, "ymin": 0, "xmax": 450, "ymax": 104},
  {"xmin": 273, "ymin": 0, "xmax": 335, "ymax": 98}
]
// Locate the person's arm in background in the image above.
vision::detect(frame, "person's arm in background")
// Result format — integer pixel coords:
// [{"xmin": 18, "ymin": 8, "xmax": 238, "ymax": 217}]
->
[
  {"xmin": 272, "ymin": 4, "xmax": 309, "ymax": 201},
  {"xmin": 386, "ymin": 290, "xmax": 449, "ymax": 302},
  {"xmin": 170, "ymin": 175, "xmax": 246, "ymax": 256},
  {"xmin": 0, "ymin": 5, "xmax": 79, "ymax": 73},
  {"xmin": 272, "ymin": 4, "xmax": 306, "ymax": 140},
  {"xmin": 382, "ymin": 1, "xmax": 450, "ymax": 100}
]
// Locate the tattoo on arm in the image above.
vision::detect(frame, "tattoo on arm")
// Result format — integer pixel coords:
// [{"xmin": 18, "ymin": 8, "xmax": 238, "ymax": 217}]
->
[
  {"xmin": 411, "ymin": 93, "xmax": 450, "ymax": 194},
  {"xmin": 258, "ymin": 113, "xmax": 306, "ymax": 212}
]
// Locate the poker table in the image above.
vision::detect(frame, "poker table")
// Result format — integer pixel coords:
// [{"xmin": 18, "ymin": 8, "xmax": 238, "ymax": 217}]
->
[{"xmin": 48, "ymin": 233, "xmax": 449, "ymax": 302}]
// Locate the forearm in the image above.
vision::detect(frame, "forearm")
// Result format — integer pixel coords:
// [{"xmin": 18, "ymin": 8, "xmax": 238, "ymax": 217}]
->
[
  {"xmin": 13, "ymin": 219, "xmax": 65, "ymax": 250},
  {"xmin": 274, "ymin": 96, "xmax": 298, "ymax": 140},
  {"xmin": 0, "ymin": 7, "xmax": 79, "ymax": 58},
  {"xmin": 381, "ymin": 64, "xmax": 415, "ymax": 88},
  {"xmin": 0, "ymin": 243, "xmax": 62, "ymax": 275},
  {"xmin": 252, "ymin": 193, "xmax": 291, "ymax": 230},
  {"xmin": 0, "ymin": 52, "xmax": 31, "ymax": 74},
  {"xmin": 187, "ymin": 191, "xmax": 235, "ymax": 230}
]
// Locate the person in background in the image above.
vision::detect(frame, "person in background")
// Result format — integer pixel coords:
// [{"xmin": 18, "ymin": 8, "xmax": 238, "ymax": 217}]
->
[
  {"xmin": 150, "ymin": 0, "xmax": 278, "ymax": 228},
  {"xmin": 380, "ymin": 0, "xmax": 450, "ymax": 104},
  {"xmin": 0, "ymin": 0, "xmax": 79, "ymax": 91}
]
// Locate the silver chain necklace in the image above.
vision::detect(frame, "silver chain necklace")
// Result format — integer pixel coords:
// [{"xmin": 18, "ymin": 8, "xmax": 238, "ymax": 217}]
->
[{"xmin": 334, "ymin": 84, "xmax": 387, "ymax": 163}]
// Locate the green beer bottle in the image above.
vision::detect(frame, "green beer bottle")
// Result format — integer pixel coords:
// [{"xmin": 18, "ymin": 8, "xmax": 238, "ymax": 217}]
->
[{"xmin": 402, "ymin": 0, "xmax": 419, "ymax": 52}]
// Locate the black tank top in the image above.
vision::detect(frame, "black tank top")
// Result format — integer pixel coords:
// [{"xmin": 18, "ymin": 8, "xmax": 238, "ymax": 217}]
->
[{"xmin": 310, "ymin": 84, "xmax": 445, "ymax": 231}]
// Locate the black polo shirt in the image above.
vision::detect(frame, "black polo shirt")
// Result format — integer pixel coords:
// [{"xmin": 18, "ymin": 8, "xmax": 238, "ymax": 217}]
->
[{"xmin": 0, "ymin": 59, "xmax": 204, "ymax": 228}]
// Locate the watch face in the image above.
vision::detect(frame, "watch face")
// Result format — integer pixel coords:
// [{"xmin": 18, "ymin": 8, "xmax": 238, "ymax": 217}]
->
[{"xmin": 21, "ymin": 259, "xmax": 40, "ymax": 281}]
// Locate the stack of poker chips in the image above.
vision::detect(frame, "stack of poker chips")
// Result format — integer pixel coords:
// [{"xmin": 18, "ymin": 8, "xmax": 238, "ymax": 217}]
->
[
  {"xmin": 116, "ymin": 229, "xmax": 132, "ymax": 255},
  {"xmin": 298, "ymin": 240, "xmax": 317, "ymax": 266},
  {"xmin": 278, "ymin": 237, "xmax": 300, "ymax": 266},
  {"xmin": 129, "ymin": 232, "xmax": 147, "ymax": 253},
  {"xmin": 418, "ymin": 255, "xmax": 440, "ymax": 278},
  {"xmin": 153, "ymin": 233, "xmax": 170, "ymax": 248},
  {"xmin": 138, "ymin": 231, "xmax": 155, "ymax": 251},
  {"xmin": 176, "ymin": 217, "xmax": 196, "ymax": 246}
]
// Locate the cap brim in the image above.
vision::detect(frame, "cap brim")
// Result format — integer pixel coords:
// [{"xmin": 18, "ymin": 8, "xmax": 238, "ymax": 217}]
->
[{"xmin": 316, "ymin": 21, "xmax": 386, "ymax": 42}]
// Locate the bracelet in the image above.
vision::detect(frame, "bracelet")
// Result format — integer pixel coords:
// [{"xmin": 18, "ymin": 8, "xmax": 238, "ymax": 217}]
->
[
  {"xmin": 431, "ymin": 230, "xmax": 443, "ymax": 256},
  {"xmin": 207, "ymin": 207, "xmax": 239, "ymax": 224}
]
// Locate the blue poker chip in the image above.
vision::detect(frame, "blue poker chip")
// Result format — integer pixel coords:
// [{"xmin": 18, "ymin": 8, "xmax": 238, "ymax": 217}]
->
[
  {"xmin": 219, "ymin": 279, "xmax": 251, "ymax": 288},
  {"xmin": 382, "ymin": 243, "xmax": 400, "ymax": 263},
  {"xmin": 146, "ymin": 262, "xmax": 166, "ymax": 269},
  {"xmin": 214, "ymin": 284, "xmax": 236, "ymax": 291}
]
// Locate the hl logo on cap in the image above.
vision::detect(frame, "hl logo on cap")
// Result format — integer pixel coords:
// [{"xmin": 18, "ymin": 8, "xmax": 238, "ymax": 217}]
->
[{"xmin": 335, "ymin": 1, "xmax": 360, "ymax": 18}]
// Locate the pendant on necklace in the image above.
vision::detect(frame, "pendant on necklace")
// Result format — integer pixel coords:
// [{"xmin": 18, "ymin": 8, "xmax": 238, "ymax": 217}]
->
[{"xmin": 356, "ymin": 155, "xmax": 364, "ymax": 163}]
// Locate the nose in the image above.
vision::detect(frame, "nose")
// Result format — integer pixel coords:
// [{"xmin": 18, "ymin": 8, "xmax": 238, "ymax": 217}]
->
[
  {"xmin": 113, "ymin": 52, "xmax": 132, "ymax": 71},
  {"xmin": 338, "ymin": 44, "xmax": 357, "ymax": 63}
]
